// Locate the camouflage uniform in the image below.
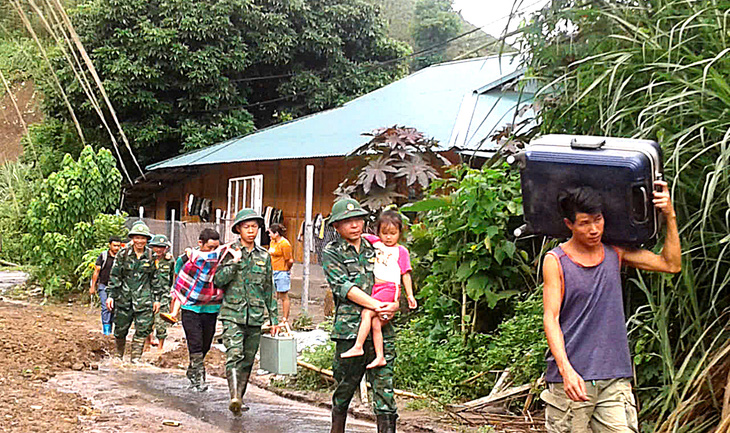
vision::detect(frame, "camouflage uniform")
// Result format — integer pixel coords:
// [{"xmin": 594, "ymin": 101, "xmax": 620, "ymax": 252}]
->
[
  {"xmin": 107, "ymin": 244, "xmax": 161, "ymax": 361},
  {"xmin": 214, "ymin": 239, "xmax": 279, "ymax": 412},
  {"xmin": 154, "ymin": 252, "xmax": 175, "ymax": 340},
  {"xmin": 322, "ymin": 236, "xmax": 398, "ymax": 416}
]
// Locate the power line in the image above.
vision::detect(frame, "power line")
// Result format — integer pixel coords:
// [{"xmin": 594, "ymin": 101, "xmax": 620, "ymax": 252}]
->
[{"xmin": 198, "ymin": 0, "xmax": 549, "ymax": 115}]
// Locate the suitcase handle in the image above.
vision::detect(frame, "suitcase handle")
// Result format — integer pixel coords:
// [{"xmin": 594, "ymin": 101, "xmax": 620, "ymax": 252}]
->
[
  {"xmin": 631, "ymin": 186, "xmax": 649, "ymax": 223},
  {"xmin": 570, "ymin": 138, "xmax": 606, "ymax": 150}
]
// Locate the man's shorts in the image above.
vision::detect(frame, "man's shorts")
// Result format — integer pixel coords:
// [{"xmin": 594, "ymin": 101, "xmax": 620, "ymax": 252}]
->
[
  {"xmin": 540, "ymin": 378, "xmax": 638, "ymax": 433},
  {"xmin": 273, "ymin": 270, "xmax": 291, "ymax": 293}
]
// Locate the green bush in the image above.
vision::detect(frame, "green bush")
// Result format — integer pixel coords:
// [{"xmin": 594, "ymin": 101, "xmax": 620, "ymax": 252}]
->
[
  {"xmin": 405, "ymin": 164, "xmax": 537, "ymax": 336},
  {"xmin": 394, "ymin": 291, "xmax": 546, "ymax": 403},
  {"xmin": 24, "ymin": 146, "xmax": 125, "ymax": 295}
]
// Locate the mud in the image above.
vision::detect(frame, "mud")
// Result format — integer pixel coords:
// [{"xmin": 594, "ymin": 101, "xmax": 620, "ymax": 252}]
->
[
  {"xmin": 0, "ymin": 301, "xmax": 114, "ymax": 433},
  {"xmin": 52, "ymin": 365, "xmax": 376, "ymax": 433},
  {"xmin": 0, "ymin": 277, "xmax": 467, "ymax": 433}
]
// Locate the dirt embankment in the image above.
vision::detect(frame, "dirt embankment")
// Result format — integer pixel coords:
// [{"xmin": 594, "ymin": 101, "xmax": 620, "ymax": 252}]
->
[
  {"xmin": 0, "ymin": 301, "xmax": 113, "ymax": 433},
  {"xmin": 0, "ymin": 80, "xmax": 42, "ymax": 164}
]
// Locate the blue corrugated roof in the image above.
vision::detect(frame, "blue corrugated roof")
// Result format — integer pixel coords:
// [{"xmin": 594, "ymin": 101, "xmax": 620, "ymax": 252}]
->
[{"xmin": 147, "ymin": 55, "xmax": 526, "ymax": 171}]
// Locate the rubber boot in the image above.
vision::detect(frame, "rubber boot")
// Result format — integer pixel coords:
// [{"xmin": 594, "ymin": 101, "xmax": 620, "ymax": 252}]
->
[
  {"xmin": 376, "ymin": 414, "xmax": 397, "ymax": 433},
  {"xmin": 198, "ymin": 356, "xmax": 209, "ymax": 392},
  {"xmin": 187, "ymin": 353, "xmax": 204, "ymax": 390},
  {"xmin": 330, "ymin": 408, "xmax": 347, "ymax": 433},
  {"xmin": 227, "ymin": 369, "xmax": 243, "ymax": 416},
  {"xmin": 114, "ymin": 337, "xmax": 126, "ymax": 359},
  {"xmin": 102, "ymin": 324, "xmax": 112, "ymax": 335},
  {"xmin": 130, "ymin": 338, "xmax": 145, "ymax": 363},
  {"xmin": 237, "ymin": 371, "xmax": 250, "ymax": 412}
]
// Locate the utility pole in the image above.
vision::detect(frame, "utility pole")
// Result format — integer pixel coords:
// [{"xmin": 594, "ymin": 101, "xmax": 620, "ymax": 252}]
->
[{"xmin": 302, "ymin": 165, "xmax": 314, "ymax": 315}]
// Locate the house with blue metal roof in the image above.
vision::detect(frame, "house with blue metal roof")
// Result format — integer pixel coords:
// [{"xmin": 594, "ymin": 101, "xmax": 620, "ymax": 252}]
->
[{"xmin": 130, "ymin": 55, "xmax": 533, "ymax": 260}]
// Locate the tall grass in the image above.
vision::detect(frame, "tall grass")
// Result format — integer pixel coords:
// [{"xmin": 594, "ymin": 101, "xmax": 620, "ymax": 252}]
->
[
  {"xmin": 0, "ymin": 161, "xmax": 39, "ymax": 262},
  {"xmin": 515, "ymin": 0, "xmax": 730, "ymax": 430}
]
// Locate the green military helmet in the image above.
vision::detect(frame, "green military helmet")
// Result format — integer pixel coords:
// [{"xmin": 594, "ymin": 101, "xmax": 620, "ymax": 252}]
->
[
  {"xmin": 327, "ymin": 198, "xmax": 369, "ymax": 226},
  {"xmin": 149, "ymin": 234, "xmax": 170, "ymax": 248},
  {"xmin": 231, "ymin": 208, "xmax": 264, "ymax": 234},
  {"xmin": 128, "ymin": 221, "xmax": 153, "ymax": 239}
]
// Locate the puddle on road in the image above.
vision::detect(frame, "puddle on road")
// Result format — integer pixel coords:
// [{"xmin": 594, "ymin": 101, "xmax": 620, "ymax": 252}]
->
[{"xmin": 51, "ymin": 362, "xmax": 374, "ymax": 433}]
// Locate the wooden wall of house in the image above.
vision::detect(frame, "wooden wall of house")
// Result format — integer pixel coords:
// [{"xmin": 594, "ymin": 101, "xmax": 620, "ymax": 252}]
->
[{"xmin": 151, "ymin": 157, "xmax": 354, "ymax": 262}]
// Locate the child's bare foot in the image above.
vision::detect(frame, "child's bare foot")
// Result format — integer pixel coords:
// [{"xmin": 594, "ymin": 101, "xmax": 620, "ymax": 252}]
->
[
  {"xmin": 340, "ymin": 347, "xmax": 365, "ymax": 358},
  {"xmin": 160, "ymin": 313, "xmax": 178, "ymax": 324},
  {"xmin": 366, "ymin": 356, "xmax": 386, "ymax": 369}
]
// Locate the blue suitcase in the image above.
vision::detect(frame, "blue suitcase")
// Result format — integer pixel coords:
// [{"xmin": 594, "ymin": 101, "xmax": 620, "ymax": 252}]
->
[{"xmin": 511, "ymin": 134, "xmax": 663, "ymax": 246}]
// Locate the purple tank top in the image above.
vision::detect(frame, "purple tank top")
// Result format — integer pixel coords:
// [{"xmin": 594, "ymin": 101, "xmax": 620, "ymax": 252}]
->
[{"xmin": 545, "ymin": 244, "xmax": 633, "ymax": 382}]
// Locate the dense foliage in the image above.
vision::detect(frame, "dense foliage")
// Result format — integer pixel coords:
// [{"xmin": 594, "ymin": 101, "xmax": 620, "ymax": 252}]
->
[
  {"xmin": 516, "ymin": 0, "xmax": 730, "ymax": 430},
  {"xmin": 24, "ymin": 146, "xmax": 126, "ymax": 294},
  {"xmin": 0, "ymin": 161, "xmax": 40, "ymax": 263},
  {"xmin": 405, "ymin": 164, "xmax": 536, "ymax": 335},
  {"xmin": 411, "ymin": 0, "xmax": 461, "ymax": 69},
  {"xmin": 40, "ymin": 0, "xmax": 410, "ymax": 166}
]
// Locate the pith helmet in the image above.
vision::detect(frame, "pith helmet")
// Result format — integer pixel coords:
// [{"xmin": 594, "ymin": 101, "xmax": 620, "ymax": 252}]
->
[
  {"xmin": 128, "ymin": 221, "xmax": 152, "ymax": 239},
  {"xmin": 232, "ymin": 209, "xmax": 264, "ymax": 234},
  {"xmin": 149, "ymin": 234, "xmax": 170, "ymax": 248},
  {"xmin": 328, "ymin": 198, "xmax": 369, "ymax": 226}
]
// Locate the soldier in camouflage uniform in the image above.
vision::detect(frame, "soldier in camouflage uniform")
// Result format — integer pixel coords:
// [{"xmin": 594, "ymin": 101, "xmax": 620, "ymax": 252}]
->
[
  {"xmin": 214, "ymin": 209, "xmax": 280, "ymax": 416},
  {"xmin": 322, "ymin": 198, "xmax": 401, "ymax": 433},
  {"xmin": 149, "ymin": 234, "xmax": 174, "ymax": 351},
  {"xmin": 106, "ymin": 221, "xmax": 162, "ymax": 363}
]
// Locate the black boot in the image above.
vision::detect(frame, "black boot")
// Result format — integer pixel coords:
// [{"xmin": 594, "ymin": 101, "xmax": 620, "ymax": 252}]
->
[
  {"xmin": 331, "ymin": 409, "xmax": 347, "ymax": 433},
  {"xmin": 114, "ymin": 337, "xmax": 126, "ymax": 359},
  {"xmin": 376, "ymin": 414, "xmax": 397, "ymax": 433},
  {"xmin": 227, "ymin": 369, "xmax": 242, "ymax": 416}
]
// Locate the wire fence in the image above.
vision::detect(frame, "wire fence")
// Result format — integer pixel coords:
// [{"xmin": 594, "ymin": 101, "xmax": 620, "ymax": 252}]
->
[{"xmin": 124, "ymin": 217, "xmax": 228, "ymax": 257}]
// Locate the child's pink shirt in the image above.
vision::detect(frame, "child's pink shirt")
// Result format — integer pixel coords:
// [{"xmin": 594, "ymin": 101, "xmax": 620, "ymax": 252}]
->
[{"xmin": 362, "ymin": 234, "xmax": 412, "ymax": 286}]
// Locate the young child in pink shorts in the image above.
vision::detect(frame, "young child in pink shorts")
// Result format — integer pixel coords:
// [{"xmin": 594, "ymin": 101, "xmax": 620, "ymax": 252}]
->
[{"xmin": 341, "ymin": 210, "xmax": 417, "ymax": 369}]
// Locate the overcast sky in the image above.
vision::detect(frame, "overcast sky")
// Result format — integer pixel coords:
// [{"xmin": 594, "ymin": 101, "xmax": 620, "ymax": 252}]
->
[{"xmin": 452, "ymin": 0, "xmax": 551, "ymax": 37}]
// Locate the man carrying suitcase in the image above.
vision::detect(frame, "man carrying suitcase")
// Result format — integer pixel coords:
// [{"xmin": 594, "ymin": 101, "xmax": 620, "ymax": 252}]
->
[{"xmin": 541, "ymin": 182, "xmax": 681, "ymax": 432}]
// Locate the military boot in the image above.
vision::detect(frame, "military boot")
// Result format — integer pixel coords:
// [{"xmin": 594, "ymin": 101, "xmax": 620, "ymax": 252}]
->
[
  {"xmin": 114, "ymin": 337, "xmax": 126, "ymax": 359},
  {"xmin": 330, "ymin": 408, "xmax": 347, "ymax": 433},
  {"xmin": 376, "ymin": 414, "xmax": 397, "ymax": 433},
  {"xmin": 187, "ymin": 353, "xmax": 204, "ymax": 390},
  {"xmin": 227, "ymin": 369, "xmax": 243, "ymax": 416},
  {"xmin": 130, "ymin": 337, "xmax": 145, "ymax": 363},
  {"xmin": 237, "ymin": 371, "xmax": 251, "ymax": 412}
]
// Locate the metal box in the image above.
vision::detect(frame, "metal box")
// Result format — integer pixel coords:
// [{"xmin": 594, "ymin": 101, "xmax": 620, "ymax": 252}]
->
[
  {"xmin": 514, "ymin": 134, "xmax": 663, "ymax": 246},
  {"xmin": 259, "ymin": 333, "xmax": 297, "ymax": 375}
]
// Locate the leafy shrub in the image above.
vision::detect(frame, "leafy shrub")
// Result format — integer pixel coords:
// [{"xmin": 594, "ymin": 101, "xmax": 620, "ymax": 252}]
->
[
  {"xmin": 394, "ymin": 291, "xmax": 546, "ymax": 403},
  {"xmin": 405, "ymin": 164, "xmax": 536, "ymax": 336},
  {"xmin": 24, "ymin": 146, "xmax": 125, "ymax": 295}
]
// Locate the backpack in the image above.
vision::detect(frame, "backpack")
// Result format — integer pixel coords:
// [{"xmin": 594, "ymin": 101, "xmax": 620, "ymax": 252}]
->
[{"xmin": 99, "ymin": 250, "xmax": 114, "ymax": 269}]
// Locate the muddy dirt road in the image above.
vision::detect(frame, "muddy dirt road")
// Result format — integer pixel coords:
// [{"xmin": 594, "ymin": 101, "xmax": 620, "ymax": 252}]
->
[
  {"xmin": 0, "ymin": 299, "xmax": 377, "ymax": 432},
  {"xmin": 52, "ymin": 365, "xmax": 374, "ymax": 433}
]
